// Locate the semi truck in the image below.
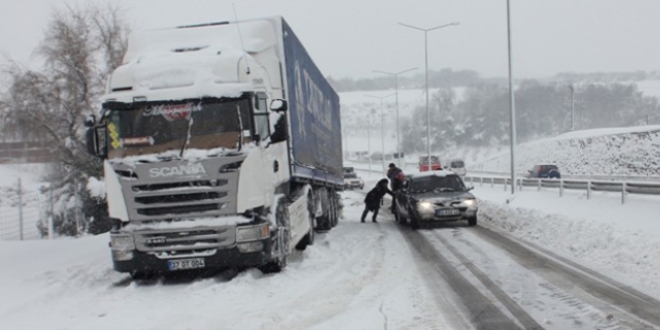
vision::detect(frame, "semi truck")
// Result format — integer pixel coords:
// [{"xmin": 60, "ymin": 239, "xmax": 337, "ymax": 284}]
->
[{"xmin": 85, "ymin": 17, "xmax": 343, "ymax": 277}]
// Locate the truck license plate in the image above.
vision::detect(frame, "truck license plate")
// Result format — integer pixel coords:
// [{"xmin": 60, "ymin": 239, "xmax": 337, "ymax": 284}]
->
[
  {"xmin": 167, "ymin": 258, "xmax": 205, "ymax": 271},
  {"xmin": 436, "ymin": 208, "xmax": 460, "ymax": 216}
]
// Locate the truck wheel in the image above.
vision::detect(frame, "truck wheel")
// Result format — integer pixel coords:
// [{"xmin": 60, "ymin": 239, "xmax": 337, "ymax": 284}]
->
[
  {"xmin": 260, "ymin": 198, "xmax": 290, "ymax": 273},
  {"xmin": 329, "ymin": 192, "xmax": 338, "ymax": 228},
  {"xmin": 130, "ymin": 271, "xmax": 154, "ymax": 280},
  {"xmin": 295, "ymin": 191, "xmax": 315, "ymax": 251},
  {"xmin": 315, "ymin": 188, "xmax": 331, "ymax": 232},
  {"xmin": 468, "ymin": 216, "xmax": 477, "ymax": 227}
]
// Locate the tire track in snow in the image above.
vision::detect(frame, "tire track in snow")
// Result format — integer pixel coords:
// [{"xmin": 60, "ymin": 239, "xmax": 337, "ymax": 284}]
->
[
  {"xmin": 429, "ymin": 231, "xmax": 545, "ymax": 330},
  {"xmin": 400, "ymin": 228, "xmax": 524, "ymax": 330},
  {"xmin": 473, "ymin": 224, "xmax": 660, "ymax": 329}
]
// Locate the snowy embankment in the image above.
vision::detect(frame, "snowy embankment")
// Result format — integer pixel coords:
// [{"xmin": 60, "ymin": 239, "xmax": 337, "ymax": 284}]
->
[{"xmin": 473, "ymin": 125, "xmax": 660, "ymax": 177}]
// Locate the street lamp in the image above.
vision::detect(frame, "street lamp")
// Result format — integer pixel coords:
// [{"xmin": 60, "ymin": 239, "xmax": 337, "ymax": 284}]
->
[
  {"xmin": 569, "ymin": 84, "xmax": 575, "ymax": 131},
  {"xmin": 506, "ymin": 0, "xmax": 517, "ymax": 194},
  {"xmin": 373, "ymin": 67, "xmax": 418, "ymax": 167},
  {"xmin": 400, "ymin": 21, "xmax": 458, "ymax": 170},
  {"xmin": 365, "ymin": 93, "xmax": 396, "ymax": 173}
]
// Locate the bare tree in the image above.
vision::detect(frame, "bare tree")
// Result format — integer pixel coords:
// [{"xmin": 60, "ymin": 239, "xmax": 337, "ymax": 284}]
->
[{"xmin": 1, "ymin": 3, "xmax": 130, "ymax": 235}]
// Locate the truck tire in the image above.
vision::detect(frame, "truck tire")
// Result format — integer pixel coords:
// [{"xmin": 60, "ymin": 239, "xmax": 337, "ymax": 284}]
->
[
  {"xmin": 295, "ymin": 191, "xmax": 315, "ymax": 251},
  {"xmin": 315, "ymin": 188, "xmax": 331, "ymax": 232},
  {"xmin": 130, "ymin": 271, "xmax": 155, "ymax": 280},
  {"xmin": 329, "ymin": 191, "xmax": 338, "ymax": 228},
  {"xmin": 260, "ymin": 198, "xmax": 290, "ymax": 273}
]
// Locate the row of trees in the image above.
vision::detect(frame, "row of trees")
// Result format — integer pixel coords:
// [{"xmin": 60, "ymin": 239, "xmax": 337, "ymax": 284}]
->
[
  {"xmin": 399, "ymin": 80, "xmax": 660, "ymax": 153},
  {"xmin": 328, "ymin": 68, "xmax": 480, "ymax": 92},
  {"xmin": 0, "ymin": 4, "xmax": 130, "ymax": 235}
]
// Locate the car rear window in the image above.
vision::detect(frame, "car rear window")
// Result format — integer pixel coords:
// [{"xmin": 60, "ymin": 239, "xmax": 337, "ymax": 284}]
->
[
  {"xmin": 410, "ymin": 175, "xmax": 466, "ymax": 193},
  {"xmin": 451, "ymin": 161, "xmax": 464, "ymax": 168}
]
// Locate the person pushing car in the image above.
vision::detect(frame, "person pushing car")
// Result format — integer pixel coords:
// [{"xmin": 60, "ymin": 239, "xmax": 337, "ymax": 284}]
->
[{"xmin": 362, "ymin": 179, "xmax": 395, "ymax": 223}]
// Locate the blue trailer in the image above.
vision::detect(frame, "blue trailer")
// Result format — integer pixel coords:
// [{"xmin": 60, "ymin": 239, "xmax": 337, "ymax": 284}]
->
[{"xmin": 281, "ymin": 19, "xmax": 343, "ymax": 188}]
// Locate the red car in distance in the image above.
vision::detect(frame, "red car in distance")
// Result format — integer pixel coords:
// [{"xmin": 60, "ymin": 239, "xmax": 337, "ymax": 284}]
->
[{"xmin": 419, "ymin": 155, "xmax": 442, "ymax": 172}]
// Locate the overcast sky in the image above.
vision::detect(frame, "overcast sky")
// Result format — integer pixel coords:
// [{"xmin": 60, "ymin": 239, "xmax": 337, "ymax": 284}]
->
[{"xmin": 2, "ymin": 0, "xmax": 660, "ymax": 80}]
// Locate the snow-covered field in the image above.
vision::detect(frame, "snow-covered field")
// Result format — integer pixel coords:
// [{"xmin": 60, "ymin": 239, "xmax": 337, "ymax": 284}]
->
[
  {"xmin": 2, "ymin": 169, "xmax": 660, "ymax": 329},
  {"xmin": 471, "ymin": 125, "xmax": 660, "ymax": 177}
]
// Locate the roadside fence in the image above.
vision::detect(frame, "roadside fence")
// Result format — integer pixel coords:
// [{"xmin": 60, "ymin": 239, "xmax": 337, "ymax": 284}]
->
[{"xmin": 0, "ymin": 179, "xmax": 53, "ymax": 241}]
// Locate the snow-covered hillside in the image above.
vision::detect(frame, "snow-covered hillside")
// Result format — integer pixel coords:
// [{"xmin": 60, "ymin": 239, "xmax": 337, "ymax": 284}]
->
[{"xmin": 472, "ymin": 126, "xmax": 660, "ymax": 177}]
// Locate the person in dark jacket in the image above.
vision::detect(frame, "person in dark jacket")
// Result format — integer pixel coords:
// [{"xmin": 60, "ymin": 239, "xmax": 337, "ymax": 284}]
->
[
  {"xmin": 362, "ymin": 179, "xmax": 394, "ymax": 223},
  {"xmin": 387, "ymin": 163, "xmax": 405, "ymax": 212}
]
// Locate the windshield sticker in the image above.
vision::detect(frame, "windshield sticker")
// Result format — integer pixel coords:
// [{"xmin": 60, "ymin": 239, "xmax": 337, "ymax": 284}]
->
[
  {"xmin": 108, "ymin": 122, "xmax": 121, "ymax": 149},
  {"xmin": 121, "ymin": 136, "xmax": 154, "ymax": 147},
  {"xmin": 143, "ymin": 103, "xmax": 202, "ymax": 121}
]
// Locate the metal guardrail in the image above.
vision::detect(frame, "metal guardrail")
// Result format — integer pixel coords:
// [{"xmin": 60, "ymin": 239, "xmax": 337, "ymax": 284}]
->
[
  {"xmin": 346, "ymin": 159, "xmax": 660, "ymax": 183},
  {"xmin": 464, "ymin": 175, "xmax": 660, "ymax": 204}
]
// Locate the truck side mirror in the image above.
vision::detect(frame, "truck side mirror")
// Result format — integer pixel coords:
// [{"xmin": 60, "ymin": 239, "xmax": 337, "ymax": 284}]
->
[
  {"xmin": 95, "ymin": 126, "xmax": 108, "ymax": 159},
  {"xmin": 270, "ymin": 99, "xmax": 288, "ymax": 112},
  {"xmin": 84, "ymin": 114, "xmax": 96, "ymax": 128},
  {"xmin": 85, "ymin": 128, "xmax": 96, "ymax": 156},
  {"xmin": 86, "ymin": 125, "xmax": 108, "ymax": 159},
  {"xmin": 269, "ymin": 114, "xmax": 288, "ymax": 144}
]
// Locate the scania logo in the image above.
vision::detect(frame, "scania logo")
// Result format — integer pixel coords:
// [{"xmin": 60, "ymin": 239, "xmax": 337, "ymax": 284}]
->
[{"xmin": 149, "ymin": 163, "xmax": 207, "ymax": 178}]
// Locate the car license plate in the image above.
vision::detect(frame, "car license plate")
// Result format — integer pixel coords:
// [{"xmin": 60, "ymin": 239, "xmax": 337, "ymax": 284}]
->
[
  {"xmin": 167, "ymin": 258, "xmax": 205, "ymax": 271},
  {"xmin": 436, "ymin": 208, "xmax": 460, "ymax": 216}
]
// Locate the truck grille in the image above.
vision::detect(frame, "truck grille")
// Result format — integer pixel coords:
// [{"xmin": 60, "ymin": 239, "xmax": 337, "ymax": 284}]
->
[
  {"xmin": 134, "ymin": 227, "xmax": 236, "ymax": 252},
  {"xmin": 135, "ymin": 192, "xmax": 227, "ymax": 204},
  {"xmin": 137, "ymin": 203, "xmax": 225, "ymax": 216},
  {"xmin": 116, "ymin": 157, "xmax": 242, "ymax": 222}
]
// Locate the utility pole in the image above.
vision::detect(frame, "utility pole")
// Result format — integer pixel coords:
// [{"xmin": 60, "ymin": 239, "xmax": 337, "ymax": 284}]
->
[
  {"xmin": 507, "ymin": 0, "xmax": 517, "ymax": 195},
  {"xmin": 400, "ymin": 21, "xmax": 458, "ymax": 170},
  {"xmin": 373, "ymin": 67, "xmax": 418, "ymax": 167}
]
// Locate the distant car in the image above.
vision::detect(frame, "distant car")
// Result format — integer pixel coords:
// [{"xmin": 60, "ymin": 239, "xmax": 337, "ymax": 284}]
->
[
  {"xmin": 343, "ymin": 172, "xmax": 364, "ymax": 190},
  {"xmin": 448, "ymin": 159, "xmax": 466, "ymax": 176},
  {"xmin": 528, "ymin": 164, "xmax": 561, "ymax": 179},
  {"xmin": 393, "ymin": 171, "xmax": 478, "ymax": 229},
  {"xmin": 418, "ymin": 155, "xmax": 442, "ymax": 172}
]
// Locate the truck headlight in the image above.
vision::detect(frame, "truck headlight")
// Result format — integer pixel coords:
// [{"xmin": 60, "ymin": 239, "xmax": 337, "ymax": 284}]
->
[
  {"xmin": 236, "ymin": 224, "xmax": 269, "ymax": 242},
  {"xmin": 110, "ymin": 234, "xmax": 135, "ymax": 251}
]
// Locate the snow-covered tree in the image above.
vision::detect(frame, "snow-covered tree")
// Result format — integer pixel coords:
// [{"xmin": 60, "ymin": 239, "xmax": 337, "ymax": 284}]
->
[{"xmin": 1, "ymin": 3, "xmax": 130, "ymax": 236}]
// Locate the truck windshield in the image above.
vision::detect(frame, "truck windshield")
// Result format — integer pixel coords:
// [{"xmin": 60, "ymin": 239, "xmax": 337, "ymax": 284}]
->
[
  {"xmin": 105, "ymin": 98, "xmax": 253, "ymax": 159},
  {"xmin": 411, "ymin": 175, "xmax": 466, "ymax": 194}
]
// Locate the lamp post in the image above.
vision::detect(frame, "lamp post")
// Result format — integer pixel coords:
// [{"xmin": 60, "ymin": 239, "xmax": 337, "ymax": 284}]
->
[
  {"xmin": 400, "ymin": 21, "xmax": 458, "ymax": 170},
  {"xmin": 365, "ymin": 93, "xmax": 396, "ymax": 173},
  {"xmin": 569, "ymin": 84, "xmax": 575, "ymax": 131},
  {"xmin": 506, "ymin": 0, "xmax": 517, "ymax": 194},
  {"xmin": 373, "ymin": 67, "xmax": 418, "ymax": 167}
]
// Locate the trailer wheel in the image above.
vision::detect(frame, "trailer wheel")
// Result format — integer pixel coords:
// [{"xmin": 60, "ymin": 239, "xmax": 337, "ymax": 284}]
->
[
  {"xmin": 295, "ymin": 191, "xmax": 315, "ymax": 251},
  {"xmin": 329, "ymin": 191, "xmax": 338, "ymax": 228},
  {"xmin": 260, "ymin": 198, "xmax": 289, "ymax": 273},
  {"xmin": 315, "ymin": 188, "xmax": 331, "ymax": 232}
]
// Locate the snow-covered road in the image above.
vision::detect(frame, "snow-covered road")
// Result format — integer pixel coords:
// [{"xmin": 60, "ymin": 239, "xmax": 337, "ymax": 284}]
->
[{"xmin": 2, "ymin": 189, "xmax": 660, "ymax": 329}]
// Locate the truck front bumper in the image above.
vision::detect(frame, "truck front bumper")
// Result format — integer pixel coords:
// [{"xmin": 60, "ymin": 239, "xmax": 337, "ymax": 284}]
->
[{"xmin": 112, "ymin": 239, "xmax": 273, "ymax": 274}]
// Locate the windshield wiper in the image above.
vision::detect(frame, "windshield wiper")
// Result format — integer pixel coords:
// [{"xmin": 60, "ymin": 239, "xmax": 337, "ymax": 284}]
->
[{"xmin": 179, "ymin": 111, "xmax": 195, "ymax": 158}]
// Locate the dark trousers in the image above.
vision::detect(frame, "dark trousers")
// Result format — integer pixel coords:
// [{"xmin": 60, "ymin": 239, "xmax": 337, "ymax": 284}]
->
[{"xmin": 361, "ymin": 205, "xmax": 379, "ymax": 222}]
